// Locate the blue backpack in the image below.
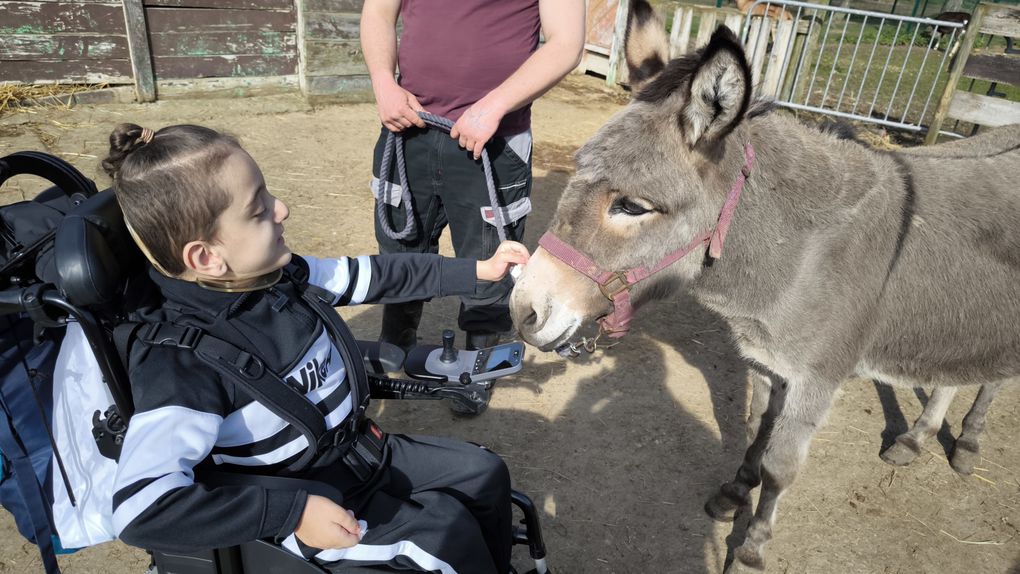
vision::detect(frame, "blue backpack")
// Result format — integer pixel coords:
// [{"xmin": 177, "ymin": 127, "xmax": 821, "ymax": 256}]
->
[{"xmin": 0, "ymin": 153, "xmax": 97, "ymax": 573}]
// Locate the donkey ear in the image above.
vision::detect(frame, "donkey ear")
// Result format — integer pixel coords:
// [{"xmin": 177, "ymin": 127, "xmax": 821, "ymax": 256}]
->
[
  {"xmin": 625, "ymin": 0, "xmax": 670, "ymax": 92},
  {"xmin": 681, "ymin": 27, "xmax": 753, "ymax": 147}
]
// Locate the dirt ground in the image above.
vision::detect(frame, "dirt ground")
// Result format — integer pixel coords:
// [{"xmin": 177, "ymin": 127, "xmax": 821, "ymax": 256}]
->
[{"xmin": 1, "ymin": 74, "xmax": 1018, "ymax": 574}]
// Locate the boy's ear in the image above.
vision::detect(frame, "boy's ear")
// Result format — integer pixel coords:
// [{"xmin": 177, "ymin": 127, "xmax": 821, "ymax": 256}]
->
[{"xmin": 182, "ymin": 241, "xmax": 228, "ymax": 278}]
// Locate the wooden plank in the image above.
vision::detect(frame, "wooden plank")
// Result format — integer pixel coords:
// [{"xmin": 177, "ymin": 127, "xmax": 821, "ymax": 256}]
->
[
  {"xmin": 305, "ymin": 74, "xmax": 373, "ymax": 102},
  {"xmin": 606, "ymin": 0, "xmax": 629, "ymax": 86},
  {"xmin": 962, "ymin": 53, "xmax": 1020, "ymax": 85},
  {"xmin": 304, "ymin": 40, "xmax": 364, "ymax": 76},
  {"xmin": 0, "ymin": 59, "xmax": 132, "ymax": 83},
  {"xmin": 0, "ymin": 34, "xmax": 127, "ymax": 60},
  {"xmin": 152, "ymin": 54, "xmax": 298, "ymax": 78},
  {"xmin": 669, "ymin": 7, "xmax": 685, "ymax": 58},
  {"xmin": 695, "ymin": 12, "xmax": 718, "ymax": 49},
  {"xmin": 0, "ymin": 2, "xmax": 125, "ymax": 35},
  {"xmin": 977, "ymin": 4, "xmax": 1020, "ymax": 38},
  {"xmin": 791, "ymin": 17, "xmax": 820, "ymax": 104},
  {"xmin": 723, "ymin": 13, "xmax": 743, "ymax": 35},
  {"xmin": 925, "ymin": 3, "xmax": 986, "ymax": 144},
  {"xmin": 155, "ymin": 75, "xmax": 298, "ymax": 99},
  {"xmin": 585, "ymin": 0, "xmax": 619, "ymax": 52},
  {"xmin": 145, "ymin": 7, "xmax": 295, "ymax": 34},
  {"xmin": 303, "ymin": 11, "xmax": 359, "ymax": 40},
  {"xmin": 303, "ymin": 0, "xmax": 363, "ymax": 12},
  {"xmin": 581, "ymin": 51, "xmax": 610, "ymax": 76},
  {"xmin": 3, "ymin": 0, "xmax": 116, "ymax": 3},
  {"xmin": 762, "ymin": 19, "xmax": 794, "ymax": 98},
  {"xmin": 675, "ymin": 7, "xmax": 694, "ymax": 56},
  {"xmin": 745, "ymin": 17, "xmax": 769, "ymax": 88},
  {"xmin": 947, "ymin": 90, "xmax": 1020, "ymax": 126},
  {"xmin": 123, "ymin": 0, "xmax": 155, "ymax": 102},
  {"xmin": 148, "ymin": 31, "xmax": 296, "ymax": 57},
  {"xmin": 144, "ymin": 0, "xmax": 293, "ymax": 10}
]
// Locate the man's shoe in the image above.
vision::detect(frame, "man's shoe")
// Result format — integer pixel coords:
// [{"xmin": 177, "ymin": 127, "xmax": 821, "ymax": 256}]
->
[
  {"xmin": 380, "ymin": 302, "xmax": 424, "ymax": 353},
  {"xmin": 465, "ymin": 331, "xmax": 500, "ymax": 351}
]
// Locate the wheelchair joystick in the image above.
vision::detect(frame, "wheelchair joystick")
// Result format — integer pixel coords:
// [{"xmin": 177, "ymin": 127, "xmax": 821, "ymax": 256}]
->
[{"xmin": 440, "ymin": 329, "xmax": 458, "ymax": 364}]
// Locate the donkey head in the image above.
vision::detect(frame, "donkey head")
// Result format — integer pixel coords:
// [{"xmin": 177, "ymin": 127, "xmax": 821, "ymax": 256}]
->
[{"xmin": 511, "ymin": 1, "xmax": 755, "ymax": 350}]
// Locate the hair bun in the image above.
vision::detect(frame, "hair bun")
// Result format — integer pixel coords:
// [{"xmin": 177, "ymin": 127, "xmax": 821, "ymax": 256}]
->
[{"xmin": 101, "ymin": 123, "xmax": 152, "ymax": 178}]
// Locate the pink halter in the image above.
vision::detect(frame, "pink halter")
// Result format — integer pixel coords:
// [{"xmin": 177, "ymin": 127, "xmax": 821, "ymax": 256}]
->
[{"xmin": 538, "ymin": 142, "xmax": 755, "ymax": 339}]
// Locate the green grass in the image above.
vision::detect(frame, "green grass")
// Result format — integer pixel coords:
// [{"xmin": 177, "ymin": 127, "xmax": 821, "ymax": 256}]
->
[{"xmin": 761, "ymin": 18, "xmax": 1018, "ymax": 132}]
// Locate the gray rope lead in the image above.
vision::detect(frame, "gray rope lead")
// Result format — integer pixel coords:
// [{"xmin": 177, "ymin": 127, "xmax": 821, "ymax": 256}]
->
[{"xmin": 376, "ymin": 111, "xmax": 509, "ymax": 243}]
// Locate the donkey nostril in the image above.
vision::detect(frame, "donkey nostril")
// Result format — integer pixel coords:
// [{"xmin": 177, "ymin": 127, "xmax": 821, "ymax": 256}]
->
[{"xmin": 521, "ymin": 310, "xmax": 538, "ymax": 328}]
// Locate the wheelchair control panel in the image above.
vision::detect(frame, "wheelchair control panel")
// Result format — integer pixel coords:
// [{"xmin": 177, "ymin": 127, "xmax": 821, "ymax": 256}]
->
[
  {"xmin": 409, "ymin": 329, "xmax": 524, "ymax": 385},
  {"xmin": 365, "ymin": 330, "xmax": 525, "ymax": 416}
]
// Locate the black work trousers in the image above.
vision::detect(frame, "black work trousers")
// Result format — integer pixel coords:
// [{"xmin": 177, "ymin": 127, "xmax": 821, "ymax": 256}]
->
[{"xmin": 372, "ymin": 126, "xmax": 532, "ymax": 339}]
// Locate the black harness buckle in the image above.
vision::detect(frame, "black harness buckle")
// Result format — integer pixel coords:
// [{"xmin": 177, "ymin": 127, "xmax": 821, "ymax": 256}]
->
[{"xmin": 233, "ymin": 351, "xmax": 265, "ymax": 379}]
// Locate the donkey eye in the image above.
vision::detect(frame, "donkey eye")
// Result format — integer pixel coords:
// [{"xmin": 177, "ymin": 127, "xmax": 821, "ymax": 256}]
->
[{"xmin": 609, "ymin": 197, "xmax": 652, "ymax": 216}]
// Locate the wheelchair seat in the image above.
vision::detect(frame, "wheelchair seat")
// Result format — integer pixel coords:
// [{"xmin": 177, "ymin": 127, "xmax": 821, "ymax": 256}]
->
[{"xmin": 36, "ymin": 189, "xmax": 549, "ymax": 574}]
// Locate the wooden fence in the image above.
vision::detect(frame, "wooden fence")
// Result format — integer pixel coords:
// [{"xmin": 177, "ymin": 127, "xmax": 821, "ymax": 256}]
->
[
  {"xmin": 0, "ymin": 0, "xmax": 368, "ymax": 102},
  {"xmin": 586, "ymin": 1, "xmax": 1018, "ymax": 141},
  {"xmin": 925, "ymin": 2, "xmax": 1020, "ymax": 142}
]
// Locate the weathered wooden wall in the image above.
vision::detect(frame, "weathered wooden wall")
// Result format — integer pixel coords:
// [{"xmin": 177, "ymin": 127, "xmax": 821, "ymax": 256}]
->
[
  {"xmin": 299, "ymin": 0, "xmax": 371, "ymax": 102},
  {"xmin": 144, "ymin": 0, "xmax": 298, "ymax": 80},
  {"xmin": 0, "ymin": 0, "xmax": 372, "ymax": 102},
  {"xmin": 0, "ymin": 0, "xmax": 299, "ymax": 85},
  {"xmin": 0, "ymin": 1, "xmax": 132, "ymax": 84}
]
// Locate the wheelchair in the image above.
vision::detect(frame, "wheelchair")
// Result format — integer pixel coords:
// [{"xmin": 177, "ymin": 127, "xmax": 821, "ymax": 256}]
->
[{"xmin": 0, "ymin": 152, "xmax": 550, "ymax": 574}]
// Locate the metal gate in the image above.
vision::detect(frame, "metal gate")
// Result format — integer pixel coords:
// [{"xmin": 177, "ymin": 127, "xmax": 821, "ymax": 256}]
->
[{"xmin": 740, "ymin": 0, "xmax": 969, "ymax": 133}]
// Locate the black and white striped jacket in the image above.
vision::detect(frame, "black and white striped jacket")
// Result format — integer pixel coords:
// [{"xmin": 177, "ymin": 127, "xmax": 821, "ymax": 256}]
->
[{"xmin": 112, "ymin": 253, "xmax": 476, "ymax": 553}]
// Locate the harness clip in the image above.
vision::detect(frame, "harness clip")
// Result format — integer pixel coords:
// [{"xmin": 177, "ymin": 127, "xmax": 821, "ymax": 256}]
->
[
  {"xmin": 598, "ymin": 273, "xmax": 630, "ymax": 300},
  {"xmin": 233, "ymin": 351, "xmax": 265, "ymax": 379}
]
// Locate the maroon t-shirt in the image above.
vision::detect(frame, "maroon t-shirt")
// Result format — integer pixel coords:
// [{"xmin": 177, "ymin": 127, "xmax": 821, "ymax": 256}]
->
[{"xmin": 397, "ymin": 0, "xmax": 540, "ymax": 136}]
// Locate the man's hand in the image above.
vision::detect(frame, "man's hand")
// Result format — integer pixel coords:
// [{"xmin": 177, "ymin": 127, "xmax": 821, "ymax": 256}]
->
[
  {"xmin": 450, "ymin": 94, "xmax": 509, "ymax": 160},
  {"xmin": 477, "ymin": 241, "xmax": 530, "ymax": 282},
  {"xmin": 294, "ymin": 495, "xmax": 362, "ymax": 550},
  {"xmin": 374, "ymin": 79, "xmax": 426, "ymax": 133}
]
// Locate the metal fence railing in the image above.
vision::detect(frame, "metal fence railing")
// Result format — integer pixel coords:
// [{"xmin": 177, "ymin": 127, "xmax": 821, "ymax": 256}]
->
[{"xmin": 740, "ymin": 0, "xmax": 968, "ymax": 132}]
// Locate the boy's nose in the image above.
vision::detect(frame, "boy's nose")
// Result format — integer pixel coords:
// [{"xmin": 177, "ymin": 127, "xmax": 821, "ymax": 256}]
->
[{"xmin": 276, "ymin": 199, "xmax": 290, "ymax": 222}]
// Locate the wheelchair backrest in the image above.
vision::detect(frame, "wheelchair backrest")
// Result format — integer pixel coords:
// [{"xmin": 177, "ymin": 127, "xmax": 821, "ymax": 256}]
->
[{"xmin": 53, "ymin": 189, "xmax": 147, "ymax": 308}]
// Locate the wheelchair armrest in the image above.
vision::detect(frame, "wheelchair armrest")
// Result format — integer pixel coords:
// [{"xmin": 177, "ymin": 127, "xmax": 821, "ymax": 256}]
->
[{"xmin": 356, "ymin": 339, "xmax": 405, "ymax": 374}]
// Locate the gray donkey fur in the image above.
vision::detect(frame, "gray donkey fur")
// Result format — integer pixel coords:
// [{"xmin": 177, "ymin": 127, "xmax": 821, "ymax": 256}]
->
[{"xmin": 508, "ymin": 3, "xmax": 1020, "ymax": 572}]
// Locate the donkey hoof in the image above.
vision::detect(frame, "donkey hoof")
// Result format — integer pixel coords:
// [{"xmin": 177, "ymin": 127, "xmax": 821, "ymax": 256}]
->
[
  {"xmin": 950, "ymin": 439, "xmax": 979, "ymax": 475},
  {"xmin": 705, "ymin": 495, "xmax": 738, "ymax": 522},
  {"xmin": 880, "ymin": 436, "xmax": 921, "ymax": 466},
  {"xmin": 725, "ymin": 547, "xmax": 766, "ymax": 573}
]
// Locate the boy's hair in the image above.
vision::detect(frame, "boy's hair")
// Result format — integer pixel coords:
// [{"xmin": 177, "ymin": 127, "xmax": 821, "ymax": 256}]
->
[{"xmin": 102, "ymin": 123, "xmax": 241, "ymax": 276}]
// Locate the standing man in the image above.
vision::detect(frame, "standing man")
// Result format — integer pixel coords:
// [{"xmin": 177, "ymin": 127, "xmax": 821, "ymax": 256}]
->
[{"xmin": 361, "ymin": 0, "xmax": 585, "ymax": 352}]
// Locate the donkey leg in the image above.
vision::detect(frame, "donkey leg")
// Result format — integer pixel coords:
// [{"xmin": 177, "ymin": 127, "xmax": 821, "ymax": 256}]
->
[
  {"xmin": 880, "ymin": 386, "xmax": 957, "ymax": 466},
  {"xmin": 707, "ymin": 371, "xmax": 785, "ymax": 522},
  {"xmin": 951, "ymin": 382, "xmax": 1003, "ymax": 475},
  {"xmin": 746, "ymin": 368, "xmax": 774, "ymax": 445},
  {"xmin": 726, "ymin": 379, "xmax": 840, "ymax": 574}
]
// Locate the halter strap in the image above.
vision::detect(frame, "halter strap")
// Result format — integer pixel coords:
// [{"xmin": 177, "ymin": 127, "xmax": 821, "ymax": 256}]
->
[{"xmin": 538, "ymin": 141, "xmax": 755, "ymax": 339}]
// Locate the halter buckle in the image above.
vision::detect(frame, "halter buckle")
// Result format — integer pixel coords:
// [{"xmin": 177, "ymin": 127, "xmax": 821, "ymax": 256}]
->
[{"xmin": 598, "ymin": 273, "xmax": 630, "ymax": 300}]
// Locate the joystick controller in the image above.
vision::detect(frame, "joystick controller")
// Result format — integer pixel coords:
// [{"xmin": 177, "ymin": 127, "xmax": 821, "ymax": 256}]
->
[{"xmin": 440, "ymin": 329, "xmax": 458, "ymax": 364}]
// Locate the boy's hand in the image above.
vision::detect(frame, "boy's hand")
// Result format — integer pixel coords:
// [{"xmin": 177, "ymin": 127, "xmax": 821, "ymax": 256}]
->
[
  {"xmin": 477, "ymin": 241, "xmax": 530, "ymax": 282},
  {"xmin": 294, "ymin": 495, "xmax": 362, "ymax": 550}
]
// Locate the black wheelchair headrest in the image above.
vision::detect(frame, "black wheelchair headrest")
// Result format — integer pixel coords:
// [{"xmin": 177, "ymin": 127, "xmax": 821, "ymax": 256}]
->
[{"xmin": 54, "ymin": 189, "xmax": 146, "ymax": 307}]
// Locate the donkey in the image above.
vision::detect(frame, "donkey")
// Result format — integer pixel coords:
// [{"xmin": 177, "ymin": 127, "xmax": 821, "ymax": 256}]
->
[{"xmin": 509, "ymin": 2, "xmax": 1020, "ymax": 572}]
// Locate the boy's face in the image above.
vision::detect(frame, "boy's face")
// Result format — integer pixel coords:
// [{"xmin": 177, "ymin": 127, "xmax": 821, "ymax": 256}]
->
[{"xmin": 206, "ymin": 148, "xmax": 292, "ymax": 283}]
